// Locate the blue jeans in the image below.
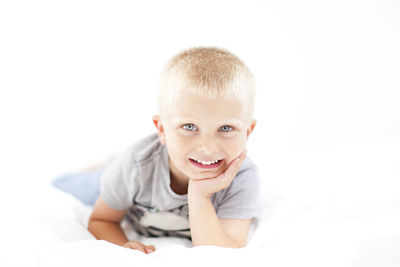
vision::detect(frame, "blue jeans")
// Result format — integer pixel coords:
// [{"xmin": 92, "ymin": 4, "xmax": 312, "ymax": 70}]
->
[{"xmin": 51, "ymin": 168, "xmax": 104, "ymax": 206}]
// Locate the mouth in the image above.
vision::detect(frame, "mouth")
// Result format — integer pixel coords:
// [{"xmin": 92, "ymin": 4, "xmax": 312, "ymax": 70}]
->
[{"xmin": 189, "ymin": 158, "xmax": 224, "ymax": 169}]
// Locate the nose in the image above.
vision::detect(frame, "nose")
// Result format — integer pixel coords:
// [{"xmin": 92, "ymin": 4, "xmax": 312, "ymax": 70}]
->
[{"xmin": 196, "ymin": 134, "xmax": 218, "ymax": 154}]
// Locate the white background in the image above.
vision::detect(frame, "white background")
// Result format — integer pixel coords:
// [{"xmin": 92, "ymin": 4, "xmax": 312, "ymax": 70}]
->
[{"xmin": 0, "ymin": 1, "xmax": 399, "ymax": 210}]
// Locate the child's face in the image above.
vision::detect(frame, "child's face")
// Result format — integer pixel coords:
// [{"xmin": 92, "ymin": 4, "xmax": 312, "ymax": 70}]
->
[{"xmin": 153, "ymin": 93, "xmax": 256, "ymax": 182}]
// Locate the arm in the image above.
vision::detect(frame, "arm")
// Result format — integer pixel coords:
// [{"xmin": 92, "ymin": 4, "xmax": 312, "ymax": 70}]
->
[
  {"xmin": 88, "ymin": 196, "xmax": 129, "ymax": 246},
  {"xmin": 188, "ymin": 193, "xmax": 251, "ymax": 247},
  {"xmin": 188, "ymin": 150, "xmax": 251, "ymax": 248},
  {"xmin": 88, "ymin": 196, "xmax": 156, "ymax": 253}
]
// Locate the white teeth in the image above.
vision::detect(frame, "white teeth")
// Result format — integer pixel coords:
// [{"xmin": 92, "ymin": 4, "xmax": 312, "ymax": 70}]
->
[{"xmin": 194, "ymin": 159, "xmax": 220, "ymax": 165}]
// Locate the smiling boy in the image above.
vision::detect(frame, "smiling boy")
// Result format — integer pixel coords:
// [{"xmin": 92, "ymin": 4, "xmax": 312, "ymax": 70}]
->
[{"xmin": 88, "ymin": 47, "xmax": 261, "ymax": 254}]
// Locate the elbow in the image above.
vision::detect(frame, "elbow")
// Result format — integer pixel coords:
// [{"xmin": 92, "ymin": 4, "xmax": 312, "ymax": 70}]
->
[
  {"xmin": 87, "ymin": 218, "xmax": 102, "ymax": 233},
  {"xmin": 230, "ymin": 241, "xmax": 246, "ymax": 249},
  {"xmin": 226, "ymin": 234, "xmax": 247, "ymax": 248},
  {"xmin": 87, "ymin": 219, "xmax": 95, "ymax": 232},
  {"xmin": 192, "ymin": 240, "xmax": 246, "ymax": 249},
  {"xmin": 219, "ymin": 242, "xmax": 246, "ymax": 249},
  {"xmin": 226, "ymin": 236, "xmax": 247, "ymax": 248}
]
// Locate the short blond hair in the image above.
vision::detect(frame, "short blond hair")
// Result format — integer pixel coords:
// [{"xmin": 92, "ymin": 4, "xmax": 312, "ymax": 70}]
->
[{"xmin": 157, "ymin": 47, "xmax": 255, "ymax": 119}]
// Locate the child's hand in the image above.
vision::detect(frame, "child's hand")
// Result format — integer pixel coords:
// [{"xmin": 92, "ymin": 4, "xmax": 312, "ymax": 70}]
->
[
  {"xmin": 122, "ymin": 241, "xmax": 156, "ymax": 254},
  {"xmin": 188, "ymin": 149, "xmax": 247, "ymax": 199}
]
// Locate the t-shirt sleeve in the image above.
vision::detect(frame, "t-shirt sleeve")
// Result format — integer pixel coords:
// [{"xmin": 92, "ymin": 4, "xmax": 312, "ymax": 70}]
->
[
  {"xmin": 215, "ymin": 166, "xmax": 262, "ymax": 219},
  {"xmin": 100, "ymin": 148, "xmax": 137, "ymax": 211}
]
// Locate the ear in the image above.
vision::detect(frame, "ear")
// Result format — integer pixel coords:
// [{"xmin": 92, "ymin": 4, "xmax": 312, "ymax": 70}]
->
[
  {"xmin": 152, "ymin": 115, "xmax": 167, "ymax": 145},
  {"xmin": 246, "ymin": 119, "xmax": 257, "ymax": 140}
]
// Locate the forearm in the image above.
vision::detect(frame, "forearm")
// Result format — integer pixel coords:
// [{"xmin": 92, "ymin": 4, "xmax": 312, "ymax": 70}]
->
[
  {"xmin": 188, "ymin": 194, "xmax": 240, "ymax": 248},
  {"xmin": 88, "ymin": 219, "xmax": 128, "ymax": 246}
]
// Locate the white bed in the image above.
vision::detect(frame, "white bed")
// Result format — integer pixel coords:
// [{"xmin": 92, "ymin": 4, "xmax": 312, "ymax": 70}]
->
[
  {"xmin": 2, "ymin": 139, "xmax": 399, "ymax": 267},
  {"xmin": 1, "ymin": 1, "xmax": 399, "ymax": 266}
]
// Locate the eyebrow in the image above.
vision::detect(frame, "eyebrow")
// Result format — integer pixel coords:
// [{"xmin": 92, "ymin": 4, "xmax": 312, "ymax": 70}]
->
[{"xmin": 173, "ymin": 118, "xmax": 243, "ymax": 126}]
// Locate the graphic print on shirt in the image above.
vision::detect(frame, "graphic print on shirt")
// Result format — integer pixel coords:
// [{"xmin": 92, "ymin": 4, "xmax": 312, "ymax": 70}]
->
[{"xmin": 125, "ymin": 202, "xmax": 191, "ymax": 239}]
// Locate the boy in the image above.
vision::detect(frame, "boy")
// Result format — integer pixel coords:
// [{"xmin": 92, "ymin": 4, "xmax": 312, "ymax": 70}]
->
[{"xmin": 88, "ymin": 47, "xmax": 260, "ymax": 254}]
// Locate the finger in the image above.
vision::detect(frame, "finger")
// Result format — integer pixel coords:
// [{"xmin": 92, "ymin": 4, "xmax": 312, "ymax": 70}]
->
[
  {"xmin": 224, "ymin": 149, "xmax": 247, "ymax": 179},
  {"xmin": 229, "ymin": 149, "xmax": 246, "ymax": 165},
  {"xmin": 127, "ymin": 241, "xmax": 147, "ymax": 253},
  {"xmin": 145, "ymin": 244, "xmax": 156, "ymax": 254},
  {"xmin": 215, "ymin": 158, "xmax": 239, "ymax": 189},
  {"xmin": 227, "ymin": 157, "xmax": 241, "ymax": 176},
  {"xmin": 239, "ymin": 149, "xmax": 247, "ymax": 160},
  {"xmin": 230, "ymin": 149, "xmax": 247, "ymax": 170},
  {"xmin": 238, "ymin": 149, "xmax": 247, "ymax": 166}
]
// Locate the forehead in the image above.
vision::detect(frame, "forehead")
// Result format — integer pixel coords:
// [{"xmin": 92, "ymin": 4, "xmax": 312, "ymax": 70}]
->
[{"xmin": 165, "ymin": 93, "xmax": 246, "ymax": 124}]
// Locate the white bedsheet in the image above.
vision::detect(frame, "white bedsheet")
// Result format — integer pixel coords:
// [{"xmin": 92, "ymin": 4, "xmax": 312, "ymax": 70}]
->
[{"xmin": 2, "ymin": 141, "xmax": 399, "ymax": 267}]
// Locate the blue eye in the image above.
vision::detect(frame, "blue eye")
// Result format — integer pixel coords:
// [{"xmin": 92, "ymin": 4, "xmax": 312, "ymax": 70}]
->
[
  {"xmin": 183, "ymin": 124, "xmax": 197, "ymax": 131},
  {"xmin": 220, "ymin": 125, "xmax": 233, "ymax": 132}
]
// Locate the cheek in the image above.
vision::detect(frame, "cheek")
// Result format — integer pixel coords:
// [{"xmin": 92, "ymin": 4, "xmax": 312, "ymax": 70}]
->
[
  {"xmin": 165, "ymin": 133, "xmax": 191, "ymax": 157},
  {"xmin": 222, "ymin": 136, "xmax": 247, "ymax": 162}
]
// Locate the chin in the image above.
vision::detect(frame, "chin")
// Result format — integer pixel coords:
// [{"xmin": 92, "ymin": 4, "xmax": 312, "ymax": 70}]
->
[{"xmin": 189, "ymin": 170, "xmax": 222, "ymax": 180}]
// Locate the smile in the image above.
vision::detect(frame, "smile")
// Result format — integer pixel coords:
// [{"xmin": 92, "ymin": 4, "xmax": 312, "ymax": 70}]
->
[{"xmin": 189, "ymin": 158, "xmax": 224, "ymax": 169}]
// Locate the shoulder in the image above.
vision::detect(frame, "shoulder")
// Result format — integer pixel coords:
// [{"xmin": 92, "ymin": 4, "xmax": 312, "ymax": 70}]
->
[
  {"xmin": 102, "ymin": 133, "xmax": 165, "ymax": 179},
  {"xmin": 122, "ymin": 133, "xmax": 165, "ymax": 166},
  {"xmin": 213, "ymin": 155, "xmax": 262, "ymax": 219},
  {"xmin": 216, "ymin": 155, "xmax": 260, "ymax": 199},
  {"xmin": 234, "ymin": 155, "xmax": 260, "ymax": 187}
]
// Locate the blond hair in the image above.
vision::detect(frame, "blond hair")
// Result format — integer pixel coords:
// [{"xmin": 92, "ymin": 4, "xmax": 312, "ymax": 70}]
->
[{"xmin": 157, "ymin": 47, "xmax": 255, "ymax": 119}]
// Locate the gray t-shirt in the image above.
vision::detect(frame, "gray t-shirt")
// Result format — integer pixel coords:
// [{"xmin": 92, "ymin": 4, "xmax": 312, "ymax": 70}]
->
[{"xmin": 100, "ymin": 133, "xmax": 261, "ymax": 239}]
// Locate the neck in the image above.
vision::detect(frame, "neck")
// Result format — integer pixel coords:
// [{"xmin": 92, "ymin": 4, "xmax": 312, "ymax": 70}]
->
[{"xmin": 169, "ymin": 158, "xmax": 189, "ymax": 195}]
